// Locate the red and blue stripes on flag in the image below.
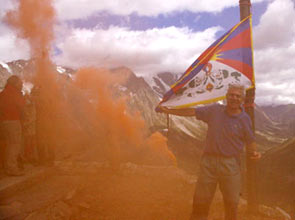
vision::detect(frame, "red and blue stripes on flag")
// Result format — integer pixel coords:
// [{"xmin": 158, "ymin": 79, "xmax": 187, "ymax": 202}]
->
[{"xmin": 161, "ymin": 15, "xmax": 254, "ymax": 106}]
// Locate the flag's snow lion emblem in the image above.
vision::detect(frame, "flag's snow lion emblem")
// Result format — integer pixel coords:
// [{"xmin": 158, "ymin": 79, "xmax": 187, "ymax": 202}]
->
[{"xmin": 175, "ymin": 62, "xmax": 243, "ymax": 97}]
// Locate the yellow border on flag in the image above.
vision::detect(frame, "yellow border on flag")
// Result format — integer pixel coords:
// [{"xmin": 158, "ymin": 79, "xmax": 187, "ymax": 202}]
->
[
  {"xmin": 172, "ymin": 86, "xmax": 254, "ymax": 109},
  {"xmin": 250, "ymin": 16, "xmax": 255, "ymax": 85},
  {"xmin": 164, "ymin": 15, "xmax": 255, "ymax": 109}
]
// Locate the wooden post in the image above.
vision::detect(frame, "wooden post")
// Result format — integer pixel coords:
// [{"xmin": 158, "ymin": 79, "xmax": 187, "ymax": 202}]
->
[
  {"xmin": 166, "ymin": 113, "xmax": 170, "ymax": 135},
  {"xmin": 239, "ymin": 0, "xmax": 259, "ymax": 214},
  {"xmin": 239, "ymin": 0, "xmax": 251, "ymax": 20}
]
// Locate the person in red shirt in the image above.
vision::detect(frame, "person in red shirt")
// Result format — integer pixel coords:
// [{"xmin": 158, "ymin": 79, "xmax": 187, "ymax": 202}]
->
[{"xmin": 0, "ymin": 75, "xmax": 25, "ymax": 176}]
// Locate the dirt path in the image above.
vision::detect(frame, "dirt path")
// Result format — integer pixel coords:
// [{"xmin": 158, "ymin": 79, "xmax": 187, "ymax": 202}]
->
[{"xmin": 0, "ymin": 162, "xmax": 288, "ymax": 220}]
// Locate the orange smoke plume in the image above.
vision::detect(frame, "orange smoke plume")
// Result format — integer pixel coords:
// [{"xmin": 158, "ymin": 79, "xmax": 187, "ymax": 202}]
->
[
  {"xmin": 73, "ymin": 67, "xmax": 177, "ymax": 167},
  {"xmin": 5, "ymin": 0, "xmax": 55, "ymax": 59},
  {"xmin": 4, "ymin": 0, "xmax": 177, "ymax": 168}
]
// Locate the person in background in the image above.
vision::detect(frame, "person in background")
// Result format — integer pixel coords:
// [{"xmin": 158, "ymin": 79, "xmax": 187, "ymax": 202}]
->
[
  {"xmin": 33, "ymin": 86, "xmax": 55, "ymax": 166},
  {"xmin": 0, "ymin": 75, "xmax": 25, "ymax": 176},
  {"xmin": 156, "ymin": 84, "xmax": 261, "ymax": 220},
  {"xmin": 22, "ymin": 93, "xmax": 38, "ymax": 165}
]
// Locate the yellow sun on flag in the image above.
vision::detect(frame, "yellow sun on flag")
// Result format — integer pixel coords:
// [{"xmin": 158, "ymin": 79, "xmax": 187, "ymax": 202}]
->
[{"xmin": 210, "ymin": 49, "xmax": 223, "ymax": 61}]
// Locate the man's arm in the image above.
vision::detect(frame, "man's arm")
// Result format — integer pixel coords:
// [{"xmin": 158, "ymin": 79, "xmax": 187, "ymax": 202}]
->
[
  {"xmin": 156, "ymin": 106, "xmax": 195, "ymax": 117},
  {"xmin": 246, "ymin": 142, "xmax": 261, "ymax": 160}
]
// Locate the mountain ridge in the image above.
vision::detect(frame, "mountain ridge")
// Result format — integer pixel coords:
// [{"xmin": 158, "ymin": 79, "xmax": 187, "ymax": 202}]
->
[{"xmin": 1, "ymin": 59, "xmax": 295, "ymax": 216}]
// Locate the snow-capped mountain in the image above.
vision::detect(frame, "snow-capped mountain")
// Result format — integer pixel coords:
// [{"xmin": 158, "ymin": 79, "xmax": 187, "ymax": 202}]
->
[
  {"xmin": 1, "ymin": 59, "xmax": 295, "ymax": 148},
  {"xmin": 0, "ymin": 59, "xmax": 75, "ymax": 90},
  {"xmin": 141, "ymin": 71, "xmax": 180, "ymax": 97}
]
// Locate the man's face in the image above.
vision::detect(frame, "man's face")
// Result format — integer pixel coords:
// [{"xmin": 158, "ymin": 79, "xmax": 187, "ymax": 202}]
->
[{"xmin": 226, "ymin": 87, "xmax": 244, "ymax": 109}]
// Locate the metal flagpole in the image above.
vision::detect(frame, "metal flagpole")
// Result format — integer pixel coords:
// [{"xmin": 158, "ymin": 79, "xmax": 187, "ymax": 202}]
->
[{"xmin": 239, "ymin": 0, "xmax": 259, "ymax": 214}]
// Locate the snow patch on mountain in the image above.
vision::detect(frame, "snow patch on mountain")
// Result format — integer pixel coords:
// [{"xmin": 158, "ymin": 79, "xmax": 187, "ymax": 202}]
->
[
  {"xmin": 0, "ymin": 61, "xmax": 12, "ymax": 74},
  {"xmin": 172, "ymin": 117, "xmax": 196, "ymax": 138},
  {"xmin": 118, "ymin": 85, "xmax": 128, "ymax": 92},
  {"xmin": 140, "ymin": 72, "xmax": 179, "ymax": 98},
  {"xmin": 23, "ymin": 82, "xmax": 34, "ymax": 94},
  {"xmin": 57, "ymin": 66, "xmax": 66, "ymax": 73},
  {"xmin": 142, "ymin": 74, "xmax": 164, "ymax": 97}
]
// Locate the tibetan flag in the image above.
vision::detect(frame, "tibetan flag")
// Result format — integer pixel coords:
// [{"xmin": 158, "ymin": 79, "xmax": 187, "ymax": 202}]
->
[{"xmin": 159, "ymin": 15, "xmax": 255, "ymax": 108}]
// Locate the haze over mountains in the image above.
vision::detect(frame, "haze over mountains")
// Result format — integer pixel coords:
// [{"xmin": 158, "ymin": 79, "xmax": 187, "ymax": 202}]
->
[
  {"xmin": 1, "ymin": 59, "xmax": 295, "ymax": 148},
  {"xmin": 1, "ymin": 59, "xmax": 295, "ymax": 214}
]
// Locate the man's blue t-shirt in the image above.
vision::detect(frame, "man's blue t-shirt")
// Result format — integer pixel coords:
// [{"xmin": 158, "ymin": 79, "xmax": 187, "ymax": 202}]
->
[{"xmin": 195, "ymin": 104, "xmax": 255, "ymax": 157}]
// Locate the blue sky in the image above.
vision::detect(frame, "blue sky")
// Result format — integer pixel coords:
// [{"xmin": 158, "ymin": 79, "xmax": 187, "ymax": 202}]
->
[
  {"xmin": 67, "ymin": 2, "xmax": 267, "ymax": 32},
  {"xmin": 0, "ymin": 0, "xmax": 295, "ymax": 105}
]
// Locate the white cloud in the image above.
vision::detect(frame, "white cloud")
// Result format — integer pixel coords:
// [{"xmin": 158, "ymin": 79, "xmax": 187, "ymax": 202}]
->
[
  {"xmin": 254, "ymin": 44, "xmax": 295, "ymax": 74},
  {"xmin": 0, "ymin": 0, "xmax": 30, "ymax": 61},
  {"xmin": 55, "ymin": 25, "xmax": 222, "ymax": 75},
  {"xmin": 54, "ymin": 0, "xmax": 265, "ymax": 20},
  {"xmin": 0, "ymin": 0, "xmax": 16, "ymax": 19},
  {"xmin": 0, "ymin": 30, "xmax": 30, "ymax": 62},
  {"xmin": 254, "ymin": 0, "xmax": 295, "ymax": 49},
  {"xmin": 256, "ymin": 73, "xmax": 295, "ymax": 105},
  {"xmin": 253, "ymin": 0, "xmax": 295, "ymax": 105},
  {"xmin": 46, "ymin": 0, "xmax": 295, "ymax": 105},
  {"xmin": 1, "ymin": 0, "xmax": 294, "ymax": 105}
]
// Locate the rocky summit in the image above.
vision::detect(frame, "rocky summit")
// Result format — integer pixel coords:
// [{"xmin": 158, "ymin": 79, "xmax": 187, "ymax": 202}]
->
[{"xmin": 0, "ymin": 59, "xmax": 295, "ymax": 219}]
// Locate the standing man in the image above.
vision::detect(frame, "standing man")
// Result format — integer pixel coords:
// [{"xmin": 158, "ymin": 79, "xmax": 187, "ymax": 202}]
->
[
  {"xmin": 156, "ymin": 84, "xmax": 261, "ymax": 220},
  {"xmin": 0, "ymin": 76, "xmax": 25, "ymax": 176}
]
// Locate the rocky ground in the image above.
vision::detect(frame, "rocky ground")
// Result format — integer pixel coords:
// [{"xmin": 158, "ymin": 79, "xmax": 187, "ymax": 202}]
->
[{"xmin": 0, "ymin": 161, "xmax": 291, "ymax": 220}]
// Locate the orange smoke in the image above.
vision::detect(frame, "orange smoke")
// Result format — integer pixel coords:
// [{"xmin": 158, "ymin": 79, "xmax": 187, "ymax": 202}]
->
[
  {"xmin": 146, "ymin": 132, "xmax": 177, "ymax": 166},
  {"xmin": 4, "ymin": 0, "xmax": 176, "ymax": 168},
  {"xmin": 4, "ymin": 0, "xmax": 79, "ymax": 161},
  {"xmin": 5, "ymin": 0, "xmax": 55, "ymax": 59},
  {"xmin": 74, "ymin": 67, "xmax": 176, "ymax": 167}
]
